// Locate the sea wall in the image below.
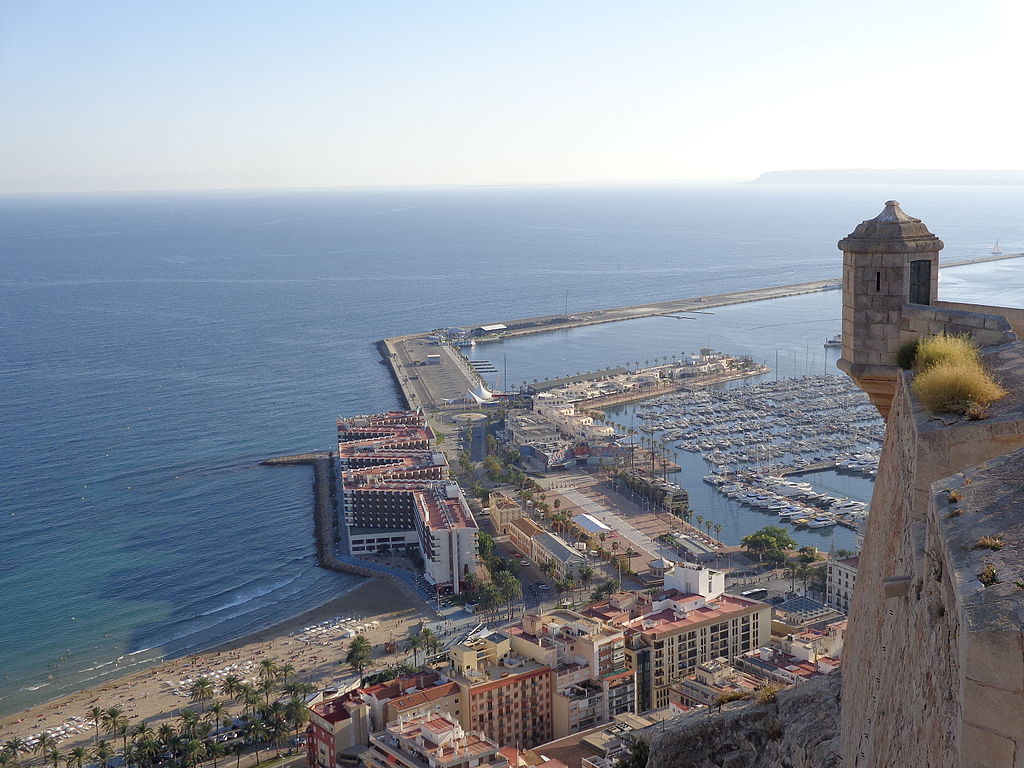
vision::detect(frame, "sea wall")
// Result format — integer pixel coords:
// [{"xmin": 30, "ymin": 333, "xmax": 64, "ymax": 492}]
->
[{"xmin": 839, "ymin": 343, "xmax": 1024, "ymax": 768}]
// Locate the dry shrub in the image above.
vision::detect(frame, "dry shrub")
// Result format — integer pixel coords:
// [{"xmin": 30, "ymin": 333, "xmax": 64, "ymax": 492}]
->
[
  {"xmin": 912, "ymin": 361, "xmax": 1007, "ymax": 415},
  {"xmin": 754, "ymin": 683, "xmax": 782, "ymax": 705},
  {"xmin": 979, "ymin": 565, "xmax": 1000, "ymax": 587},
  {"xmin": 974, "ymin": 535, "xmax": 1004, "ymax": 551},
  {"xmin": 914, "ymin": 334, "xmax": 981, "ymax": 373}
]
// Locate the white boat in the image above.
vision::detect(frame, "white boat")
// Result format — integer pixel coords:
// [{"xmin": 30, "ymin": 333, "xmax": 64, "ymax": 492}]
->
[
  {"xmin": 808, "ymin": 516, "xmax": 837, "ymax": 529},
  {"xmin": 992, "ymin": 239, "xmax": 1002, "ymax": 256},
  {"xmin": 824, "ymin": 334, "xmax": 842, "ymax": 348}
]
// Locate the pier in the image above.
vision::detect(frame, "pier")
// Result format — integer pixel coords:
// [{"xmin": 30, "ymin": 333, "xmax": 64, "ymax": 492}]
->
[{"xmin": 379, "ymin": 252, "xmax": 1022, "ymax": 412}]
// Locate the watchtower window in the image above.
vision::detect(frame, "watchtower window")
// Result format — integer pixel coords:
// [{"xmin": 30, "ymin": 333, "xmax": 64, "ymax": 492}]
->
[
  {"xmin": 875, "ymin": 272, "xmax": 881, "ymax": 292},
  {"xmin": 909, "ymin": 259, "xmax": 932, "ymax": 305}
]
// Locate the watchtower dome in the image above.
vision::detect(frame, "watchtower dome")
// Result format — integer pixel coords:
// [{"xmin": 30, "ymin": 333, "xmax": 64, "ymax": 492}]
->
[{"xmin": 837, "ymin": 201, "xmax": 943, "ymax": 418}]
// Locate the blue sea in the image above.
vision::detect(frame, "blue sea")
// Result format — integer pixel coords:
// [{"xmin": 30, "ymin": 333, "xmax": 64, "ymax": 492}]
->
[{"xmin": 1, "ymin": 182, "xmax": 1022, "ymax": 715}]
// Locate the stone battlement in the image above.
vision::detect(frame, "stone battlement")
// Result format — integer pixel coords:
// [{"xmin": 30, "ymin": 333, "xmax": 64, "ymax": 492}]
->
[{"xmin": 838, "ymin": 203, "xmax": 1024, "ymax": 768}]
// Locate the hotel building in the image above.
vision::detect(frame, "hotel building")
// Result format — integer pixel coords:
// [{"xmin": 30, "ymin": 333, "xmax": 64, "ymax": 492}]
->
[{"xmin": 336, "ymin": 411, "xmax": 479, "ymax": 593}]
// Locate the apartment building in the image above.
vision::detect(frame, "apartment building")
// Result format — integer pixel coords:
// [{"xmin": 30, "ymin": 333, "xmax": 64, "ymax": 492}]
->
[
  {"xmin": 825, "ymin": 555, "xmax": 859, "ymax": 613},
  {"xmin": 446, "ymin": 632, "xmax": 555, "ymax": 749},
  {"xmin": 593, "ymin": 566, "xmax": 770, "ymax": 710},
  {"xmin": 505, "ymin": 610, "xmax": 636, "ymax": 739},
  {"xmin": 363, "ymin": 713, "xmax": 509, "ymax": 768},
  {"xmin": 306, "ymin": 689, "xmax": 370, "ymax": 768}
]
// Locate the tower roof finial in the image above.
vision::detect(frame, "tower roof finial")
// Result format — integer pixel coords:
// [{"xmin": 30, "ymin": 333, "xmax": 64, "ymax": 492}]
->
[{"xmin": 838, "ymin": 201, "xmax": 943, "ymax": 254}]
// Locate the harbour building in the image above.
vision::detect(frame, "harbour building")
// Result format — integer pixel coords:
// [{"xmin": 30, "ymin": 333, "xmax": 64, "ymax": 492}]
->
[{"xmin": 336, "ymin": 411, "xmax": 480, "ymax": 594}]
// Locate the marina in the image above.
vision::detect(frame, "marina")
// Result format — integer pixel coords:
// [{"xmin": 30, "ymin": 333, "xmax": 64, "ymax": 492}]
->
[{"xmin": 631, "ymin": 375, "xmax": 883, "ymax": 532}]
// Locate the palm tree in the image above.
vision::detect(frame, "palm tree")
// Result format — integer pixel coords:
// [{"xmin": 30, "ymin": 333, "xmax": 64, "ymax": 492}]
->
[
  {"xmin": 206, "ymin": 701, "xmax": 230, "ymax": 730},
  {"xmin": 188, "ymin": 676, "xmax": 215, "ymax": 713},
  {"xmin": 404, "ymin": 634, "xmax": 423, "ymax": 667},
  {"xmin": 101, "ymin": 706, "xmax": 128, "ymax": 743},
  {"xmin": 494, "ymin": 571, "xmax": 521, "ymax": 620},
  {"xmin": 34, "ymin": 735, "xmax": 58, "ymax": 764},
  {"xmin": 239, "ymin": 684, "xmax": 262, "ymax": 719},
  {"xmin": 43, "ymin": 745, "xmax": 63, "ymax": 768},
  {"xmin": 66, "ymin": 747, "xmax": 88, "ymax": 768},
  {"xmin": 178, "ymin": 708, "xmax": 201, "ymax": 740},
  {"xmin": 276, "ymin": 663, "xmax": 296, "ymax": 685},
  {"xmin": 3, "ymin": 739, "xmax": 28, "ymax": 766},
  {"xmin": 285, "ymin": 697, "xmax": 310, "ymax": 749},
  {"xmin": 245, "ymin": 720, "xmax": 268, "ymax": 766},
  {"xmin": 87, "ymin": 706, "xmax": 104, "ymax": 744},
  {"xmin": 713, "ymin": 523, "xmax": 722, "ymax": 543},
  {"xmin": 257, "ymin": 660, "xmax": 279, "ymax": 686},
  {"xmin": 577, "ymin": 563, "xmax": 595, "ymax": 594},
  {"xmin": 420, "ymin": 628, "xmax": 442, "ymax": 658},
  {"xmin": 206, "ymin": 741, "xmax": 226, "ymax": 768},
  {"xmin": 257, "ymin": 678, "xmax": 276, "ymax": 707},
  {"xmin": 92, "ymin": 741, "xmax": 114, "ymax": 768},
  {"xmin": 220, "ymin": 674, "xmax": 243, "ymax": 701},
  {"xmin": 346, "ymin": 636, "xmax": 372, "ymax": 680},
  {"xmin": 540, "ymin": 559, "xmax": 557, "ymax": 580}
]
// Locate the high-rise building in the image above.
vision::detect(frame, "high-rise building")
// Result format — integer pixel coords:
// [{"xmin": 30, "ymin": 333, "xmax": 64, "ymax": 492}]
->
[{"xmin": 336, "ymin": 411, "xmax": 479, "ymax": 593}]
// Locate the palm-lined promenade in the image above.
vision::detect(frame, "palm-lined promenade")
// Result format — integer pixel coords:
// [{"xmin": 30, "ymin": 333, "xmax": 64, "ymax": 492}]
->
[{"xmin": 0, "ymin": 581, "xmax": 430, "ymax": 768}]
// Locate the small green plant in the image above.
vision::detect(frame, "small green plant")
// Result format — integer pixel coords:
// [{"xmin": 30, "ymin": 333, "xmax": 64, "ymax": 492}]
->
[
  {"xmin": 979, "ymin": 565, "xmax": 1000, "ymax": 587},
  {"xmin": 945, "ymin": 508, "xmax": 962, "ymax": 519},
  {"xmin": 962, "ymin": 477, "xmax": 973, "ymax": 486},
  {"xmin": 947, "ymin": 489, "xmax": 963, "ymax": 503},
  {"xmin": 974, "ymin": 535, "xmax": 1004, "ymax": 551},
  {"xmin": 896, "ymin": 338, "xmax": 920, "ymax": 370},
  {"xmin": 1014, "ymin": 581, "xmax": 1024, "ymax": 590}
]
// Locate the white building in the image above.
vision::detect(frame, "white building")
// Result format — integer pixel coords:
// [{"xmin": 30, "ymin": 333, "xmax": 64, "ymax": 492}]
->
[{"xmin": 825, "ymin": 555, "xmax": 859, "ymax": 613}]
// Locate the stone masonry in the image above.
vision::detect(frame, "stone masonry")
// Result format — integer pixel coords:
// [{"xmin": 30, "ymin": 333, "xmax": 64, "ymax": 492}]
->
[{"xmin": 837, "ymin": 203, "xmax": 1024, "ymax": 767}]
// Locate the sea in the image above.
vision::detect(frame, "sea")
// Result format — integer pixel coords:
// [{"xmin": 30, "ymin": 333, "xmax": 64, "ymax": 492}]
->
[{"xmin": 1, "ymin": 182, "xmax": 1022, "ymax": 716}]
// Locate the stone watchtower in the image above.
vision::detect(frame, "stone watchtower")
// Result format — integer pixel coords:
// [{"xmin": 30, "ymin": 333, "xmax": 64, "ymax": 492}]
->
[{"xmin": 837, "ymin": 201, "xmax": 942, "ymax": 418}]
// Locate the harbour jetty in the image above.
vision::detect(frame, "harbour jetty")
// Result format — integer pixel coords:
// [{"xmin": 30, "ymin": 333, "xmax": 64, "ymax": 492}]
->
[{"xmin": 379, "ymin": 253, "xmax": 1023, "ymax": 411}]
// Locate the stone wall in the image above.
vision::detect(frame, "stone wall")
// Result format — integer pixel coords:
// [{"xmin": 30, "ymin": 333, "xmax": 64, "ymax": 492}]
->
[
  {"xmin": 936, "ymin": 300, "xmax": 1024, "ymax": 339},
  {"xmin": 839, "ymin": 342, "xmax": 1024, "ymax": 768},
  {"xmin": 901, "ymin": 304, "xmax": 1017, "ymax": 349}
]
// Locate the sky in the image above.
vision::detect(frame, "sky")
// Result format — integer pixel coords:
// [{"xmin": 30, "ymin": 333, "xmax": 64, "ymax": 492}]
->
[{"xmin": 2, "ymin": 0, "xmax": 1023, "ymax": 193}]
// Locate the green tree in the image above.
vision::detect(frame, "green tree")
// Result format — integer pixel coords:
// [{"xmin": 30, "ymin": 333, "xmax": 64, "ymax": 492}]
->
[
  {"xmin": 494, "ymin": 571, "xmax": 522, "ymax": 620},
  {"xmin": 614, "ymin": 736, "xmax": 649, "ymax": 768},
  {"xmin": 285, "ymin": 696, "xmax": 311, "ymax": 748},
  {"xmin": 92, "ymin": 741, "xmax": 114, "ymax": 768},
  {"xmin": 220, "ymin": 674, "xmax": 243, "ymax": 701},
  {"xmin": 66, "ymin": 747, "xmax": 89, "ymax": 768},
  {"xmin": 244, "ymin": 720, "xmax": 268, "ymax": 767},
  {"xmin": 477, "ymin": 532, "xmax": 495, "ymax": 563},
  {"xmin": 87, "ymin": 706, "xmax": 104, "ymax": 744},
  {"xmin": 404, "ymin": 633, "xmax": 423, "ymax": 667},
  {"xmin": 188, "ymin": 676, "xmax": 215, "ymax": 713},
  {"xmin": 577, "ymin": 563, "xmax": 595, "ymax": 593},
  {"xmin": 346, "ymin": 635, "xmax": 373, "ymax": 679}
]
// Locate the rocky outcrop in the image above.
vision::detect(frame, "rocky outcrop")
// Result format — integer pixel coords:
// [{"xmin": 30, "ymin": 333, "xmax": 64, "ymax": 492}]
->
[{"xmin": 647, "ymin": 672, "xmax": 841, "ymax": 768}]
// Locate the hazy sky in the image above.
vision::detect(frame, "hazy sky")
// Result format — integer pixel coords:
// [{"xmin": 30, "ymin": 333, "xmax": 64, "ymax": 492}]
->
[{"xmin": 2, "ymin": 0, "xmax": 1023, "ymax": 193}]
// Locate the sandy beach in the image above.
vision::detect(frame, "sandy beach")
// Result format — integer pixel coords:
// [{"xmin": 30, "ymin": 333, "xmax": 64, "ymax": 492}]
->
[{"xmin": 0, "ymin": 578, "xmax": 430, "ymax": 748}]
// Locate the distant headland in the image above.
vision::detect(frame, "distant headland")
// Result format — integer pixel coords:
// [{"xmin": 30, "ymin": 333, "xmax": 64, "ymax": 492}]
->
[{"xmin": 751, "ymin": 169, "xmax": 1024, "ymax": 185}]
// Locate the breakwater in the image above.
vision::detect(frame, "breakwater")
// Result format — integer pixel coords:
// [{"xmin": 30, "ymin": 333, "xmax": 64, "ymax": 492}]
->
[
  {"xmin": 261, "ymin": 452, "xmax": 437, "ymax": 614},
  {"xmin": 379, "ymin": 253, "xmax": 1022, "ymax": 412}
]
